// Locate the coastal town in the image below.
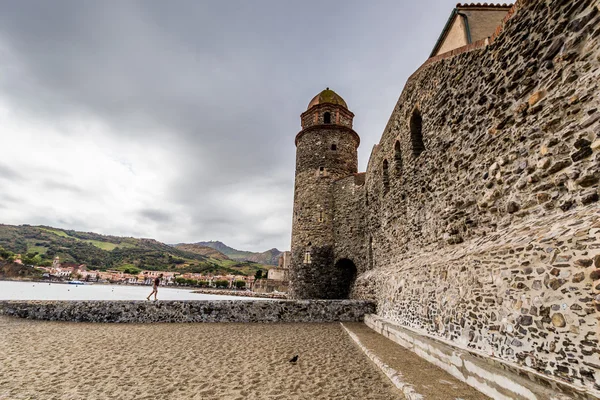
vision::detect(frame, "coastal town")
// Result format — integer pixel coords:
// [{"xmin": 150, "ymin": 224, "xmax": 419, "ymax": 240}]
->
[{"xmin": 8, "ymin": 253, "xmax": 291, "ymax": 294}]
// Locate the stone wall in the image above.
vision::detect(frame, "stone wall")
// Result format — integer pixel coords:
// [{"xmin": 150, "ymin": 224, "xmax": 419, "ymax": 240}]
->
[
  {"xmin": 351, "ymin": 0, "xmax": 600, "ymax": 393},
  {"xmin": 0, "ymin": 300, "xmax": 375, "ymax": 323},
  {"xmin": 333, "ymin": 174, "xmax": 368, "ymax": 277}
]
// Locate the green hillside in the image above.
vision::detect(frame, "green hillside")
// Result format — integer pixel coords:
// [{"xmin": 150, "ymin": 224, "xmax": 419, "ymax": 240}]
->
[
  {"xmin": 197, "ymin": 241, "xmax": 282, "ymax": 266},
  {"xmin": 0, "ymin": 224, "xmax": 271, "ymax": 276}
]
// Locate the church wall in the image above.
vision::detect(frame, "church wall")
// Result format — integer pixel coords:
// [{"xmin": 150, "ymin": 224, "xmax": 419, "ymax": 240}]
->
[
  {"xmin": 463, "ymin": 8, "xmax": 514, "ymax": 43},
  {"xmin": 353, "ymin": 0, "xmax": 600, "ymax": 392},
  {"xmin": 436, "ymin": 14, "xmax": 468, "ymax": 56}
]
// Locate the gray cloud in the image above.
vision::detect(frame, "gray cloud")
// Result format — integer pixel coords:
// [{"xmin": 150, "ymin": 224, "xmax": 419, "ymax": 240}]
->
[
  {"xmin": 0, "ymin": 164, "xmax": 22, "ymax": 181},
  {"xmin": 138, "ymin": 209, "xmax": 173, "ymax": 224},
  {"xmin": 0, "ymin": 0, "xmax": 459, "ymax": 251},
  {"xmin": 41, "ymin": 180, "xmax": 84, "ymax": 194}
]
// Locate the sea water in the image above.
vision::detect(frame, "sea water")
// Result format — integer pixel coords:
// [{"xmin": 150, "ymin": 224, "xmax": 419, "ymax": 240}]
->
[{"xmin": 0, "ymin": 280, "xmax": 263, "ymax": 301}]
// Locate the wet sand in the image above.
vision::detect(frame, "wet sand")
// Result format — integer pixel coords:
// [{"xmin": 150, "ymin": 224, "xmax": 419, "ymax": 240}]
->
[{"xmin": 0, "ymin": 317, "xmax": 402, "ymax": 400}]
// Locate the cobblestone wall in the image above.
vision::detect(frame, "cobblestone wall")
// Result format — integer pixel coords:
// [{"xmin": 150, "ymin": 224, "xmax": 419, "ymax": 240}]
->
[
  {"xmin": 333, "ymin": 174, "xmax": 368, "ymax": 280},
  {"xmin": 351, "ymin": 0, "xmax": 600, "ymax": 392},
  {"xmin": 0, "ymin": 300, "xmax": 375, "ymax": 323}
]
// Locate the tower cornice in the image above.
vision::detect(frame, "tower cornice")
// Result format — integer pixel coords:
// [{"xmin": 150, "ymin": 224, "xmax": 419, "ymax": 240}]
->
[{"xmin": 300, "ymin": 103, "xmax": 355, "ymax": 120}]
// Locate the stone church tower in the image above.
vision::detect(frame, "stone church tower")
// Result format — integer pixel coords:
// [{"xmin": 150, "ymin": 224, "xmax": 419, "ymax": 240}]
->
[{"xmin": 289, "ymin": 88, "xmax": 360, "ymax": 299}]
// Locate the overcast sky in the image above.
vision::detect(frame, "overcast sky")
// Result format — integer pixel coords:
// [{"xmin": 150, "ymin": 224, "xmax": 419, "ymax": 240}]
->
[{"xmin": 0, "ymin": 0, "xmax": 462, "ymax": 251}]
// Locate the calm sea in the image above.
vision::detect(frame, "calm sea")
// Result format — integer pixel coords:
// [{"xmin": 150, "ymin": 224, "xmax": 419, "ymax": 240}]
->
[{"xmin": 0, "ymin": 280, "xmax": 262, "ymax": 301}]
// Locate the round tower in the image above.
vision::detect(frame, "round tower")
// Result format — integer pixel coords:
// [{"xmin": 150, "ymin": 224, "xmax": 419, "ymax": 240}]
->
[{"xmin": 289, "ymin": 88, "xmax": 360, "ymax": 299}]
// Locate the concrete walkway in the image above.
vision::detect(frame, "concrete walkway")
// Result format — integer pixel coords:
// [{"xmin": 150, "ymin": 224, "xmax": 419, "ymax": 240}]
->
[{"xmin": 342, "ymin": 322, "xmax": 490, "ymax": 400}]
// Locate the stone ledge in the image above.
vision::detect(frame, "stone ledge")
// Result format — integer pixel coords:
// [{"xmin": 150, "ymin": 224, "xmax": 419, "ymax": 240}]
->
[
  {"xmin": 0, "ymin": 300, "xmax": 375, "ymax": 323},
  {"xmin": 365, "ymin": 314, "xmax": 599, "ymax": 400},
  {"xmin": 341, "ymin": 323, "xmax": 423, "ymax": 400}
]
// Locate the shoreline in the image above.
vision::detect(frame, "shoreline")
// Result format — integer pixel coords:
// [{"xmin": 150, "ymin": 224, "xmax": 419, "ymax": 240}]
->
[
  {"xmin": 0, "ymin": 279, "xmax": 288, "ymax": 301},
  {"xmin": 0, "ymin": 278, "xmax": 286, "ymax": 296}
]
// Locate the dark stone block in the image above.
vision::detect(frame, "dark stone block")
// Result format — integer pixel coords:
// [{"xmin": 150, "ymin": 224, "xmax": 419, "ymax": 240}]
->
[
  {"xmin": 571, "ymin": 147, "xmax": 593, "ymax": 162},
  {"xmin": 548, "ymin": 159, "xmax": 573, "ymax": 174},
  {"xmin": 581, "ymin": 191, "xmax": 599, "ymax": 205}
]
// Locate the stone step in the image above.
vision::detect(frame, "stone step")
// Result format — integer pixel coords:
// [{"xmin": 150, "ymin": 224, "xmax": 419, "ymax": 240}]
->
[
  {"xmin": 363, "ymin": 315, "xmax": 596, "ymax": 400},
  {"xmin": 342, "ymin": 321, "xmax": 491, "ymax": 400}
]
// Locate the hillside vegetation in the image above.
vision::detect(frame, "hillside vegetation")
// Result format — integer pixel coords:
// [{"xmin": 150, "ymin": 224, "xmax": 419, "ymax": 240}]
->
[
  {"xmin": 0, "ymin": 224, "xmax": 272, "ymax": 276},
  {"xmin": 197, "ymin": 241, "xmax": 282, "ymax": 266},
  {"xmin": 0, "ymin": 260, "xmax": 43, "ymax": 280},
  {"xmin": 174, "ymin": 243, "xmax": 229, "ymax": 260}
]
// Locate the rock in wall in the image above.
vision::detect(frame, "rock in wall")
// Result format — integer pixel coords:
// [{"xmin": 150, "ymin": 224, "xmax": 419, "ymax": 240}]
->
[{"xmin": 353, "ymin": 0, "xmax": 600, "ymax": 391}]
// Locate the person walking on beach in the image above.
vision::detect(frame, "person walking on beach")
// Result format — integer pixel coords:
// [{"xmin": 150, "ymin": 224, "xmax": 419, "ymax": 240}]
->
[{"xmin": 146, "ymin": 274, "xmax": 163, "ymax": 301}]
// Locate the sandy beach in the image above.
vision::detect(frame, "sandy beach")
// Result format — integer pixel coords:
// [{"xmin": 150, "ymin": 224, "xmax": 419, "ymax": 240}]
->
[{"xmin": 0, "ymin": 316, "xmax": 402, "ymax": 400}]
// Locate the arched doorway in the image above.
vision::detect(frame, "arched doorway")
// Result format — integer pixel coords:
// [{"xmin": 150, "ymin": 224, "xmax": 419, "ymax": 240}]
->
[{"xmin": 334, "ymin": 258, "xmax": 357, "ymax": 299}]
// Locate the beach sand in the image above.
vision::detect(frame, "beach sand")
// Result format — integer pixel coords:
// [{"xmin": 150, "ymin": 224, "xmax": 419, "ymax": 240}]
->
[{"xmin": 0, "ymin": 316, "xmax": 402, "ymax": 400}]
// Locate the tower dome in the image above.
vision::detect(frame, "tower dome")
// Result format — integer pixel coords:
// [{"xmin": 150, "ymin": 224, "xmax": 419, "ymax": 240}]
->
[{"xmin": 307, "ymin": 88, "xmax": 348, "ymax": 110}]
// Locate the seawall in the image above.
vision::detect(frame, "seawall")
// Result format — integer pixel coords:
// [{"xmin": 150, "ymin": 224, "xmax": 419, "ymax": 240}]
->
[{"xmin": 0, "ymin": 300, "xmax": 375, "ymax": 323}]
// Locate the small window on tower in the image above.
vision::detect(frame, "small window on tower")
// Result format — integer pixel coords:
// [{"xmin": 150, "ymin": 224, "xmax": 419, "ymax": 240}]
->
[
  {"xmin": 383, "ymin": 159, "xmax": 390, "ymax": 193},
  {"xmin": 319, "ymin": 166, "xmax": 324, "ymax": 176},
  {"xmin": 410, "ymin": 109, "xmax": 425, "ymax": 157},
  {"xmin": 304, "ymin": 249, "xmax": 312, "ymax": 264},
  {"xmin": 331, "ymin": 144, "xmax": 337, "ymax": 151},
  {"xmin": 324, "ymin": 112, "xmax": 331, "ymax": 124},
  {"xmin": 394, "ymin": 141, "xmax": 403, "ymax": 173},
  {"xmin": 318, "ymin": 211, "xmax": 324, "ymax": 223}
]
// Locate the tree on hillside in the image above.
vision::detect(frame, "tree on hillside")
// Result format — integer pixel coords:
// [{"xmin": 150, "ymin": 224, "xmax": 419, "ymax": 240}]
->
[
  {"xmin": 0, "ymin": 246, "xmax": 14, "ymax": 260},
  {"xmin": 234, "ymin": 280, "xmax": 246, "ymax": 289},
  {"xmin": 254, "ymin": 270, "xmax": 263, "ymax": 280}
]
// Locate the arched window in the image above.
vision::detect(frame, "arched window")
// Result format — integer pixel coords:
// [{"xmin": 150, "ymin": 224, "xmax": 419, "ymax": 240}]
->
[
  {"xmin": 382, "ymin": 159, "xmax": 390, "ymax": 193},
  {"xmin": 304, "ymin": 243, "xmax": 312, "ymax": 264},
  {"xmin": 324, "ymin": 112, "xmax": 331, "ymax": 124},
  {"xmin": 394, "ymin": 141, "xmax": 402, "ymax": 173},
  {"xmin": 318, "ymin": 211, "xmax": 324, "ymax": 223},
  {"xmin": 303, "ymin": 250, "xmax": 312, "ymax": 264},
  {"xmin": 410, "ymin": 109, "xmax": 425, "ymax": 157}
]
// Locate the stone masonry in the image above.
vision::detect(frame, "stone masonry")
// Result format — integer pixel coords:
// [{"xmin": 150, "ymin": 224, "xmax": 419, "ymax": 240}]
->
[
  {"xmin": 0, "ymin": 300, "xmax": 375, "ymax": 323},
  {"xmin": 289, "ymin": 0, "xmax": 600, "ymax": 394}
]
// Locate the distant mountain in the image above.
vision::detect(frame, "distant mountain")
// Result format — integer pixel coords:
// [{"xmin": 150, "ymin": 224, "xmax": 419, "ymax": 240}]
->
[
  {"xmin": 197, "ymin": 241, "xmax": 282, "ymax": 266},
  {"xmin": 0, "ymin": 224, "xmax": 272, "ymax": 276},
  {"xmin": 174, "ymin": 243, "xmax": 229, "ymax": 260}
]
